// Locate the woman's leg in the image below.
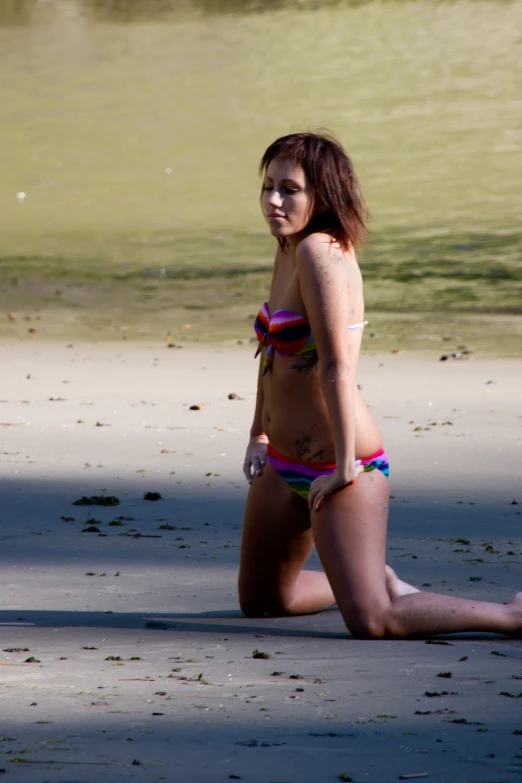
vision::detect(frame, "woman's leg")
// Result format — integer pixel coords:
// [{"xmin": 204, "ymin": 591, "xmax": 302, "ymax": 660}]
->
[
  {"xmin": 312, "ymin": 469, "xmax": 522, "ymax": 638},
  {"xmin": 239, "ymin": 461, "xmax": 335, "ymax": 616},
  {"xmin": 238, "ymin": 462, "xmax": 419, "ymax": 617}
]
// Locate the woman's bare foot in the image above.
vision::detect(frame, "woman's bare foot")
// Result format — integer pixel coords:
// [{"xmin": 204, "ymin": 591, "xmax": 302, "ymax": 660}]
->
[
  {"xmin": 385, "ymin": 565, "xmax": 420, "ymax": 599},
  {"xmin": 507, "ymin": 592, "xmax": 522, "ymax": 636}
]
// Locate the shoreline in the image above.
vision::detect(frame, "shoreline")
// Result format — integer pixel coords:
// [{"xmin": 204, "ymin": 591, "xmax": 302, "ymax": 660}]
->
[{"xmin": 2, "ymin": 307, "xmax": 522, "ymax": 358}]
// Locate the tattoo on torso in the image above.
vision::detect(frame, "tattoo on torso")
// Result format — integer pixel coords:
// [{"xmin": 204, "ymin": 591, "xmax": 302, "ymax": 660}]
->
[{"xmin": 295, "ymin": 435, "xmax": 324, "ymax": 463}]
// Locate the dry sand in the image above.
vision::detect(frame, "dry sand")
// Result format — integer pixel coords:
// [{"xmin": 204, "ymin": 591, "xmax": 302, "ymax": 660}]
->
[{"xmin": 0, "ymin": 340, "xmax": 521, "ymax": 783}]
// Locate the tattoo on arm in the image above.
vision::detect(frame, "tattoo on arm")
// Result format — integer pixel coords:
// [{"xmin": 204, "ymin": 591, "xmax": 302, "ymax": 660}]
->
[
  {"xmin": 314, "ymin": 247, "xmax": 346, "ymax": 266},
  {"xmin": 330, "ymin": 247, "xmax": 347, "ymax": 267}
]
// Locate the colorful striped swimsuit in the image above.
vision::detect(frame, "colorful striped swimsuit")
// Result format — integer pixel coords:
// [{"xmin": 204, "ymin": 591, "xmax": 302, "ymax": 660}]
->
[
  {"xmin": 267, "ymin": 443, "xmax": 390, "ymax": 501},
  {"xmin": 254, "ymin": 303, "xmax": 386, "ymax": 500},
  {"xmin": 254, "ymin": 301, "xmax": 367, "ymax": 375}
]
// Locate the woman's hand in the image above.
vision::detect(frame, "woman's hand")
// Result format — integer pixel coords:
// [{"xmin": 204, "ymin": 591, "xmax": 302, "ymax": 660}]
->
[
  {"xmin": 243, "ymin": 435, "xmax": 269, "ymax": 484},
  {"xmin": 308, "ymin": 466, "xmax": 361, "ymax": 512}
]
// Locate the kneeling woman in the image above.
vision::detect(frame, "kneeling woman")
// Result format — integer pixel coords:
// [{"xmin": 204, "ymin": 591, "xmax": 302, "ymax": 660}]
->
[{"xmin": 238, "ymin": 131, "xmax": 521, "ymax": 639}]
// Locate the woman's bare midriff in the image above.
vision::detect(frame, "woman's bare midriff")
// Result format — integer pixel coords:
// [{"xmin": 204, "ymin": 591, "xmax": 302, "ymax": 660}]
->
[{"xmin": 261, "ymin": 350, "xmax": 382, "ymax": 464}]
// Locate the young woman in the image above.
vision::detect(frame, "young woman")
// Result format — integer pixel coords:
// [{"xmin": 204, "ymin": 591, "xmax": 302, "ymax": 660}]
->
[{"xmin": 238, "ymin": 131, "xmax": 521, "ymax": 639}]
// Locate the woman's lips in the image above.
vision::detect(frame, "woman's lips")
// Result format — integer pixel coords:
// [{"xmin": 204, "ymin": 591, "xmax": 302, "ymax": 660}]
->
[{"xmin": 268, "ymin": 214, "xmax": 285, "ymax": 220}]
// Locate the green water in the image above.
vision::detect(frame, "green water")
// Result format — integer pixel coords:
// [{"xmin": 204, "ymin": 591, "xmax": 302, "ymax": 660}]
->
[{"xmin": 0, "ymin": 0, "xmax": 521, "ymax": 350}]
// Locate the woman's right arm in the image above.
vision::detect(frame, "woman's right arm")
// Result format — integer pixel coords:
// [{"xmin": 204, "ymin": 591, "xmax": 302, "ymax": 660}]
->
[
  {"xmin": 249, "ymin": 352, "xmax": 267, "ymax": 442},
  {"xmin": 242, "ymin": 245, "xmax": 282, "ymax": 483},
  {"xmin": 243, "ymin": 354, "xmax": 269, "ymax": 483}
]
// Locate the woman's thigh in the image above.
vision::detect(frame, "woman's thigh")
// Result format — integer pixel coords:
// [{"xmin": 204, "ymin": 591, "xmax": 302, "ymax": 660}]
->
[
  {"xmin": 238, "ymin": 461, "xmax": 314, "ymax": 615},
  {"xmin": 311, "ymin": 469, "xmax": 391, "ymax": 637}
]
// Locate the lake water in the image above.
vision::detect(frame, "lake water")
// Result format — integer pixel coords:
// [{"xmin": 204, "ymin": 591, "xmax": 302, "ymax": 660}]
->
[
  {"xmin": 1, "ymin": 0, "xmax": 520, "ymax": 238},
  {"xmin": 0, "ymin": 0, "xmax": 520, "ymax": 347}
]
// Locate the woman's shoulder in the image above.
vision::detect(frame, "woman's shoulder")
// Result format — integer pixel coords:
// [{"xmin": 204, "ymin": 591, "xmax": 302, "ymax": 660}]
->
[
  {"xmin": 296, "ymin": 232, "xmax": 335, "ymax": 256},
  {"xmin": 296, "ymin": 233, "xmax": 349, "ymax": 270}
]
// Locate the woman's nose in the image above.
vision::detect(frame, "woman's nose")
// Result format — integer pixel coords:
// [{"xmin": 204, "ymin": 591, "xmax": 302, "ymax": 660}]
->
[{"xmin": 269, "ymin": 189, "xmax": 283, "ymax": 208}]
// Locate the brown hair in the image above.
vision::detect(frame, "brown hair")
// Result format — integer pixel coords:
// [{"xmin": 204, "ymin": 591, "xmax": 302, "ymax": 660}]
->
[{"xmin": 260, "ymin": 131, "xmax": 368, "ymax": 250}]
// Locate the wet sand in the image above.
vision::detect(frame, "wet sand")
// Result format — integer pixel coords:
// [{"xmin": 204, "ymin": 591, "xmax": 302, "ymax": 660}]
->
[{"xmin": 0, "ymin": 341, "xmax": 521, "ymax": 782}]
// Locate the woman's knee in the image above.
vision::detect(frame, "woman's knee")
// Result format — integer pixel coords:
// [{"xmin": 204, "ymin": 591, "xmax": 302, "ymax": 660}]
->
[
  {"xmin": 348, "ymin": 614, "xmax": 408, "ymax": 640},
  {"xmin": 341, "ymin": 602, "xmax": 391, "ymax": 640},
  {"xmin": 348, "ymin": 616, "xmax": 387, "ymax": 640},
  {"xmin": 239, "ymin": 597, "xmax": 288, "ymax": 619},
  {"xmin": 238, "ymin": 583, "xmax": 291, "ymax": 619}
]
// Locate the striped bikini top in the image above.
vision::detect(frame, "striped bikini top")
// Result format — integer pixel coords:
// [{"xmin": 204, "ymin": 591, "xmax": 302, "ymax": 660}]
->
[{"xmin": 254, "ymin": 302, "xmax": 367, "ymax": 375}]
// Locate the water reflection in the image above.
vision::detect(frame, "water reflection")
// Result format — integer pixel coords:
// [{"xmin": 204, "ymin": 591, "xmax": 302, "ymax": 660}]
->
[
  {"xmin": 0, "ymin": 0, "xmax": 38, "ymax": 25},
  {"xmin": 0, "ymin": 0, "xmax": 370, "ymax": 26},
  {"xmin": 81, "ymin": 0, "xmax": 372, "ymax": 23}
]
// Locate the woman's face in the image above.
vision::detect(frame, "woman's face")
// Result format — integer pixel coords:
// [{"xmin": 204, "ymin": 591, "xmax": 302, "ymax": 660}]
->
[{"xmin": 261, "ymin": 158, "xmax": 313, "ymax": 241}]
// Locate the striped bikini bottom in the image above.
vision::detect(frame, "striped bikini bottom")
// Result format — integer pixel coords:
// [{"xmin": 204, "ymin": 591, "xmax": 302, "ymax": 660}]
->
[{"xmin": 267, "ymin": 443, "xmax": 390, "ymax": 501}]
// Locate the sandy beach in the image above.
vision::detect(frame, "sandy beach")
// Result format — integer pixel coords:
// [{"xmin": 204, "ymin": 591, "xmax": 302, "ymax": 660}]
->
[{"xmin": 1, "ymin": 340, "xmax": 521, "ymax": 782}]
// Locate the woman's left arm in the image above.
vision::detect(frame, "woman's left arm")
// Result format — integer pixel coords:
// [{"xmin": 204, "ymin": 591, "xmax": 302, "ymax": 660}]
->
[{"xmin": 296, "ymin": 236, "xmax": 360, "ymax": 511}]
